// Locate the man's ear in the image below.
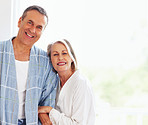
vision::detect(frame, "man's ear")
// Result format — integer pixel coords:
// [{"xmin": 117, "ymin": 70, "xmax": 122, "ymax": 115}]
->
[{"xmin": 18, "ymin": 17, "xmax": 22, "ymax": 28}]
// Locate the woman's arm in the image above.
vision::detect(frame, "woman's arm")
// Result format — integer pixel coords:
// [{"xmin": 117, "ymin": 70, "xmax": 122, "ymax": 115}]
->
[
  {"xmin": 41, "ymin": 82, "xmax": 95, "ymax": 125},
  {"xmin": 38, "ymin": 80, "xmax": 95, "ymax": 125}
]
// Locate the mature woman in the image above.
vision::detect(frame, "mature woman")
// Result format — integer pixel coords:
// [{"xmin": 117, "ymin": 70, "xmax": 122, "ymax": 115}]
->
[{"xmin": 38, "ymin": 39, "xmax": 95, "ymax": 125}]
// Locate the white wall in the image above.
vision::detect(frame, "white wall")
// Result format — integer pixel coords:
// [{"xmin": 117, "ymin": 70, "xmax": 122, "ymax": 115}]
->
[
  {"xmin": 0, "ymin": 0, "xmax": 20, "ymax": 41},
  {"xmin": 1, "ymin": 0, "xmax": 148, "ymax": 69},
  {"xmin": 0, "ymin": 0, "xmax": 12, "ymax": 41}
]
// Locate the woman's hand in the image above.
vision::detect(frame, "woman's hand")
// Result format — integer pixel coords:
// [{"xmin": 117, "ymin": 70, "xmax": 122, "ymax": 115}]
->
[{"xmin": 38, "ymin": 106, "xmax": 53, "ymax": 113}]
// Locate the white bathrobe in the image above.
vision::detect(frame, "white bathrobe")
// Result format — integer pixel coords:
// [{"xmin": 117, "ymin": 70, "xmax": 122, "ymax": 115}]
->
[{"xmin": 49, "ymin": 70, "xmax": 95, "ymax": 125}]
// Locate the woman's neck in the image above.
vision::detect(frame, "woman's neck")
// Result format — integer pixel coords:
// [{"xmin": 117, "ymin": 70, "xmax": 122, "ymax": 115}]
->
[{"xmin": 58, "ymin": 70, "xmax": 74, "ymax": 88}]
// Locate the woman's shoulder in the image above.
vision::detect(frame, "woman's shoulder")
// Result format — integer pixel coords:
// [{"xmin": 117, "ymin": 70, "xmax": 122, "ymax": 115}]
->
[
  {"xmin": 72, "ymin": 70, "xmax": 91, "ymax": 90},
  {"xmin": 71, "ymin": 70, "xmax": 94, "ymax": 100}
]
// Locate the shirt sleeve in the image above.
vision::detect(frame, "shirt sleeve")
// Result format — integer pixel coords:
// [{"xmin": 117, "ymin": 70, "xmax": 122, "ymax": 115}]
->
[
  {"xmin": 49, "ymin": 79, "xmax": 96, "ymax": 125},
  {"xmin": 39, "ymin": 62, "xmax": 58, "ymax": 108}
]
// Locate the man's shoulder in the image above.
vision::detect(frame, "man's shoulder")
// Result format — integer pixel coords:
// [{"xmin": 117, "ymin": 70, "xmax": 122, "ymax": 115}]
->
[
  {"xmin": 32, "ymin": 45, "xmax": 48, "ymax": 57},
  {"xmin": 0, "ymin": 39, "xmax": 10, "ymax": 44},
  {"xmin": 0, "ymin": 39, "xmax": 12, "ymax": 50}
]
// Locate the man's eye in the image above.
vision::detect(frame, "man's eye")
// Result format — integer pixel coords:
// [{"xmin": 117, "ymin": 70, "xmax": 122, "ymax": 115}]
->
[
  {"xmin": 37, "ymin": 26, "xmax": 42, "ymax": 30},
  {"xmin": 28, "ymin": 21, "xmax": 32, "ymax": 25}
]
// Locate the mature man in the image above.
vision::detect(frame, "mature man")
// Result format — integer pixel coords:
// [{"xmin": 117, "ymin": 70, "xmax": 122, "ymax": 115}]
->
[{"xmin": 0, "ymin": 5, "xmax": 58, "ymax": 125}]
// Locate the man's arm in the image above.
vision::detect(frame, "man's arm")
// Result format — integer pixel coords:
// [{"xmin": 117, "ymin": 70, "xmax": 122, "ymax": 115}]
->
[
  {"xmin": 39, "ymin": 61, "xmax": 58, "ymax": 106},
  {"xmin": 38, "ymin": 113, "xmax": 52, "ymax": 125}
]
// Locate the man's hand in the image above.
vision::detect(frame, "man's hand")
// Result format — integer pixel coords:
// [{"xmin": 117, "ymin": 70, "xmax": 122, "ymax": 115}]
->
[
  {"xmin": 38, "ymin": 106, "xmax": 53, "ymax": 113},
  {"xmin": 38, "ymin": 113, "xmax": 52, "ymax": 125}
]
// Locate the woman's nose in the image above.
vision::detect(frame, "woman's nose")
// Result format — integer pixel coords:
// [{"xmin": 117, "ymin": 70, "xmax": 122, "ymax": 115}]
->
[{"xmin": 58, "ymin": 54, "xmax": 63, "ymax": 60}]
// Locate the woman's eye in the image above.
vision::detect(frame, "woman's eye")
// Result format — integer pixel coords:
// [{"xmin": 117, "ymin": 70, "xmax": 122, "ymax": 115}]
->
[
  {"xmin": 53, "ymin": 54, "xmax": 58, "ymax": 56},
  {"xmin": 63, "ymin": 53, "xmax": 67, "ymax": 55}
]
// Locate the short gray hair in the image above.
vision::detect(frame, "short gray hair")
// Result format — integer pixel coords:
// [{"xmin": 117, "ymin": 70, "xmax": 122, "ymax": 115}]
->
[{"xmin": 21, "ymin": 5, "xmax": 48, "ymax": 25}]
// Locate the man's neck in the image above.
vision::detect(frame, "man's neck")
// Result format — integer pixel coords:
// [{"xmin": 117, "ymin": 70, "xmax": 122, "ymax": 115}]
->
[{"xmin": 12, "ymin": 38, "xmax": 31, "ymax": 61}]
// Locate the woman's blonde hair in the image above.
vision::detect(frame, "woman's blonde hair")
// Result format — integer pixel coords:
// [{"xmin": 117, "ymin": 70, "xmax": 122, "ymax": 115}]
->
[{"xmin": 47, "ymin": 39, "xmax": 77, "ymax": 73}]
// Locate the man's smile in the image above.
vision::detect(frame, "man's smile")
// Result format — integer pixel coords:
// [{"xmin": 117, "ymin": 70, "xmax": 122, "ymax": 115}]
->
[{"xmin": 25, "ymin": 32, "xmax": 34, "ymax": 38}]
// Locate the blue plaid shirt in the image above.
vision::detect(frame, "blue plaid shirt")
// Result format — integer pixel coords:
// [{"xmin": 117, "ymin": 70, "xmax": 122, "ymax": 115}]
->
[{"xmin": 0, "ymin": 38, "xmax": 58, "ymax": 125}]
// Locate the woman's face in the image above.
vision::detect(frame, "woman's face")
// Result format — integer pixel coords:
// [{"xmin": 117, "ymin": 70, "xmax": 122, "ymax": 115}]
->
[{"xmin": 50, "ymin": 42, "xmax": 73, "ymax": 74}]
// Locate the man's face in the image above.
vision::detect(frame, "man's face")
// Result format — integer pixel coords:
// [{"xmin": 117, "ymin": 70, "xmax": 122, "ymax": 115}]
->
[{"xmin": 17, "ymin": 10, "xmax": 47, "ymax": 48}]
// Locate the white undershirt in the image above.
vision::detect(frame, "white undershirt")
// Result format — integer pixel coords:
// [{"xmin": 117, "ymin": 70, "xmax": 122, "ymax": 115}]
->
[{"xmin": 15, "ymin": 60, "xmax": 29, "ymax": 119}]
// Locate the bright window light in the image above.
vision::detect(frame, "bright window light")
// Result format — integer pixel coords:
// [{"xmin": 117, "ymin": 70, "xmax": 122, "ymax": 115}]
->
[{"xmin": 13, "ymin": 0, "xmax": 148, "ymax": 124}]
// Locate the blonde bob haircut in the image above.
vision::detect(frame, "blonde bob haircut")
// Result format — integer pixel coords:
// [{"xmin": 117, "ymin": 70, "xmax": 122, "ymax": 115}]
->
[{"xmin": 47, "ymin": 39, "xmax": 77, "ymax": 73}]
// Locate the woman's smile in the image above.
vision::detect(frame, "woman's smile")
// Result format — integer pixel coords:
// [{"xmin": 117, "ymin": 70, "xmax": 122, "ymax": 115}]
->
[{"xmin": 57, "ymin": 62, "xmax": 67, "ymax": 66}]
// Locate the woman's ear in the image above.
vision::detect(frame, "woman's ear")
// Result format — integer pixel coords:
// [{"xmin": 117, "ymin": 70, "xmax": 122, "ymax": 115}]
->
[{"xmin": 71, "ymin": 59, "xmax": 73, "ymax": 63}]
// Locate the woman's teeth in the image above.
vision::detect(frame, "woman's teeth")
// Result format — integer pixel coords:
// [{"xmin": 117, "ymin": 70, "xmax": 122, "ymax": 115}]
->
[{"xmin": 58, "ymin": 62, "xmax": 66, "ymax": 65}]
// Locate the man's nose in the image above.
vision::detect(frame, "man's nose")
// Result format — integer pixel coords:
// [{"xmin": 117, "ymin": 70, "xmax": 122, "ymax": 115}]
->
[{"xmin": 30, "ymin": 26, "xmax": 36, "ymax": 33}]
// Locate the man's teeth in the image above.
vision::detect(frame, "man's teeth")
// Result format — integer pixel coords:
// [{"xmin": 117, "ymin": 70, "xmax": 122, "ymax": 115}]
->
[{"xmin": 26, "ymin": 33, "xmax": 34, "ymax": 38}]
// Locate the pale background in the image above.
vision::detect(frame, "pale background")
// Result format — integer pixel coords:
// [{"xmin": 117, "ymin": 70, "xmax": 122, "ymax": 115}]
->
[{"xmin": 1, "ymin": 0, "xmax": 148, "ymax": 124}]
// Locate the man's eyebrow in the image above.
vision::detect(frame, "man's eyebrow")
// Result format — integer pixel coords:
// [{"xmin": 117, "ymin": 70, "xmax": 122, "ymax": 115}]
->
[
  {"xmin": 28, "ymin": 20, "xmax": 34, "ymax": 23},
  {"xmin": 28, "ymin": 20, "xmax": 44, "ymax": 29},
  {"xmin": 37, "ymin": 25, "xmax": 43, "ymax": 28}
]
